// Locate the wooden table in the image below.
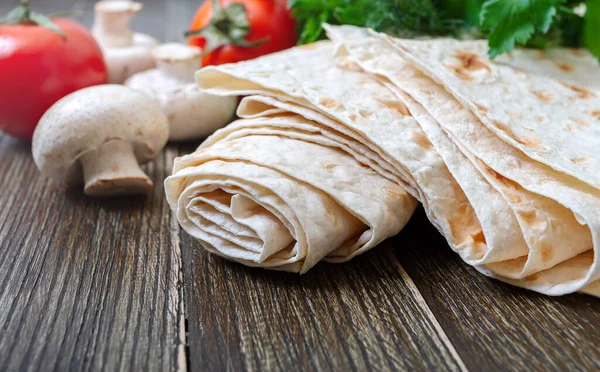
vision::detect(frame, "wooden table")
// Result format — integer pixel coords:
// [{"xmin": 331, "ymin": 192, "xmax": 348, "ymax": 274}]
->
[{"xmin": 1, "ymin": 1, "xmax": 599, "ymax": 371}]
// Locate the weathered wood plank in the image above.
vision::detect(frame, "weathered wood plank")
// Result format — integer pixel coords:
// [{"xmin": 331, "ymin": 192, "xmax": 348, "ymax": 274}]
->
[
  {"xmin": 394, "ymin": 207, "xmax": 600, "ymax": 371},
  {"xmin": 0, "ymin": 1, "xmax": 185, "ymax": 370},
  {"xmin": 182, "ymin": 233, "xmax": 467, "ymax": 372},
  {"xmin": 177, "ymin": 139, "xmax": 466, "ymax": 371},
  {"xmin": 0, "ymin": 135, "xmax": 184, "ymax": 371}
]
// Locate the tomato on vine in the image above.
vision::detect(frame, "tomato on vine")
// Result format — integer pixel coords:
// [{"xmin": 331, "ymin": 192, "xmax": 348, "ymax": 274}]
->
[{"xmin": 186, "ymin": 0, "xmax": 298, "ymax": 66}]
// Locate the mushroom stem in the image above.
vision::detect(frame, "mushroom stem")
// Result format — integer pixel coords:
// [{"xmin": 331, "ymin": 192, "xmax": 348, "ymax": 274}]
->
[
  {"xmin": 80, "ymin": 140, "xmax": 153, "ymax": 197},
  {"xmin": 153, "ymin": 43, "xmax": 202, "ymax": 83},
  {"xmin": 92, "ymin": 0, "xmax": 143, "ymax": 48}
]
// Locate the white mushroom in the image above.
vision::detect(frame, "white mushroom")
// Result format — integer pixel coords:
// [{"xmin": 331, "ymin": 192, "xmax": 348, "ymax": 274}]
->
[
  {"xmin": 32, "ymin": 85, "xmax": 169, "ymax": 197},
  {"xmin": 125, "ymin": 43, "xmax": 237, "ymax": 141},
  {"xmin": 92, "ymin": 0, "xmax": 159, "ymax": 84}
]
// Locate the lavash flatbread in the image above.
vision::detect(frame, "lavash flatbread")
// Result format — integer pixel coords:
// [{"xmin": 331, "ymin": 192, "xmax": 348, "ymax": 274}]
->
[
  {"xmin": 325, "ymin": 25, "xmax": 599, "ymax": 295},
  {"xmin": 165, "ymin": 114, "xmax": 416, "ymax": 273},
  {"xmin": 195, "ymin": 41, "xmax": 512, "ymax": 270},
  {"xmin": 166, "ymin": 29, "xmax": 600, "ymax": 296},
  {"xmin": 381, "ymin": 35, "xmax": 600, "ymax": 190}
]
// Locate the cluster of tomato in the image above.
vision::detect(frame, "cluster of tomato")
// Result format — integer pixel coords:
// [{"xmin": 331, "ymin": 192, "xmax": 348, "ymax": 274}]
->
[{"xmin": 0, "ymin": 0, "xmax": 297, "ymax": 140}]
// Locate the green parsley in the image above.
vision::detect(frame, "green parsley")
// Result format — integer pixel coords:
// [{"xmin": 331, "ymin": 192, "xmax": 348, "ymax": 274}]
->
[{"xmin": 289, "ymin": 0, "xmax": 600, "ymax": 59}]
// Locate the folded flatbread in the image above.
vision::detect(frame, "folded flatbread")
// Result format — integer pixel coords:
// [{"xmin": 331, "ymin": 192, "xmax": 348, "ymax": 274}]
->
[
  {"xmin": 165, "ymin": 112, "xmax": 416, "ymax": 273},
  {"xmin": 166, "ymin": 25, "xmax": 599, "ymax": 296}
]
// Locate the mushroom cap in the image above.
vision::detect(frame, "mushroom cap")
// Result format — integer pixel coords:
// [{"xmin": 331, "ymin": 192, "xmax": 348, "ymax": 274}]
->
[
  {"xmin": 125, "ymin": 42, "xmax": 237, "ymax": 141},
  {"xmin": 32, "ymin": 84, "xmax": 169, "ymax": 185},
  {"xmin": 132, "ymin": 77, "xmax": 236, "ymax": 141},
  {"xmin": 126, "ymin": 73, "xmax": 237, "ymax": 141}
]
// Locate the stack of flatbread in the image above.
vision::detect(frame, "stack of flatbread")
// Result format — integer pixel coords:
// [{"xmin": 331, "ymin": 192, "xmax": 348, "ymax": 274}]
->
[{"xmin": 165, "ymin": 25, "xmax": 600, "ymax": 297}]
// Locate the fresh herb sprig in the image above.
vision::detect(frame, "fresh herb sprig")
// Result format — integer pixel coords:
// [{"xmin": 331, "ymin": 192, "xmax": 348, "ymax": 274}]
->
[{"xmin": 289, "ymin": 0, "xmax": 600, "ymax": 59}]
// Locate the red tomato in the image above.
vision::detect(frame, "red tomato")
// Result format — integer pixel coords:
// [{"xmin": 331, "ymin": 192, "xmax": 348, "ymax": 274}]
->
[
  {"xmin": 0, "ymin": 18, "xmax": 108, "ymax": 140},
  {"xmin": 188, "ymin": 0, "xmax": 297, "ymax": 66}
]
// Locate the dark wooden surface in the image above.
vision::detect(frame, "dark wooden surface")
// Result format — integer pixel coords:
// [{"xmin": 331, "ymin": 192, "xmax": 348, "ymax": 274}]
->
[{"xmin": 1, "ymin": 1, "xmax": 599, "ymax": 371}]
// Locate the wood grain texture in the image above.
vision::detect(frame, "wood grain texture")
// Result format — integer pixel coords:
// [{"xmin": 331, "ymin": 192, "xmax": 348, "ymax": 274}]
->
[
  {"xmin": 395, "ymin": 208, "xmax": 600, "ymax": 372},
  {"xmin": 0, "ymin": 136, "xmax": 184, "ymax": 371},
  {"xmin": 181, "ymin": 230, "xmax": 466, "ymax": 372},
  {"xmin": 0, "ymin": 1, "xmax": 186, "ymax": 371}
]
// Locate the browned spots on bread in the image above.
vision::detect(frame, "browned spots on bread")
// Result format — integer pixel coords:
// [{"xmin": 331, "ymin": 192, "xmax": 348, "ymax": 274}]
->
[
  {"xmin": 377, "ymin": 98, "xmax": 410, "ymax": 116},
  {"xmin": 456, "ymin": 51, "xmax": 490, "ymax": 72},
  {"xmin": 505, "ymin": 192, "xmax": 522, "ymax": 204},
  {"xmin": 135, "ymin": 128, "xmax": 144, "ymax": 136},
  {"xmin": 525, "ymin": 273, "xmax": 540, "ymax": 282},
  {"xmin": 556, "ymin": 63, "xmax": 574, "ymax": 72},
  {"xmin": 349, "ymin": 113, "xmax": 359, "ymax": 122},
  {"xmin": 587, "ymin": 110, "xmax": 600, "ymax": 120},
  {"xmin": 532, "ymin": 91, "xmax": 554, "ymax": 102},
  {"xmin": 492, "ymin": 119, "xmax": 516, "ymax": 138},
  {"xmin": 474, "ymin": 102, "xmax": 488, "ymax": 113},
  {"xmin": 536, "ymin": 50, "xmax": 547, "ymax": 60},
  {"xmin": 506, "ymin": 111, "xmax": 523, "ymax": 120},
  {"xmin": 536, "ymin": 115, "xmax": 546, "ymax": 123},
  {"xmin": 471, "ymin": 230, "xmax": 487, "ymax": 245},
  {"xmin": 517, "ymin": 209, "xmax": 543, "ymax": 228},
  {"xmin": 319, "ymin": 98, "xmax": 344, "ymax": 110},
  {"xmin": 517, "ymin": 136, "xmax": 543, "ymax": 150},
  {"xmin": 321, "ymin": 162, "xmax": 338, "ymax": 170},
  {"xmin": 491, "ymin": 170, "xmax": 520, "ymax": 189},
  {"xmin": 446, "ymin": 51, "xmax": 491, "ymax": 81},
  {"xmin": 540, "ymin": 243, "xmax": 553, "ymax": 263},
  {"xmin": 448, "ymin": 203, "xmax": 474, "ymax": 240},
  {"xmin": 569, "ymin": 48, "xmax": 587, "ymax": 57},
  {"xmin": 560, "ymin": 81, "xmax": 595, "ymax": 99},
  {"xmin": 383, "ymin": 186, "xmax": 405, "ymax": 199},
  {"xmin": 570, "ymin": 117, "xmax": 590, "ymax": 127},
  {"xmin": 410, "ymin": 131, "xmax": 433, "ymax": 150},
  {"xmin": 569, "ymin": 157, "xmax": 588, "ymax": 164},
  {"xmin": 449, "ymin": 65, "xmax": 473, "ymax": 81},
  {"xmin": 358, "ymin": 109, "xmax": 374, "ymax": 119}
]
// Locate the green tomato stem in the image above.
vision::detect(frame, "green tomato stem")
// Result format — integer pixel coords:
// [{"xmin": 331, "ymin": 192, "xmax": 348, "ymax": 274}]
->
[{"xmin": 0, "ymin": 0, "xmax": 66, "ymax": 38}]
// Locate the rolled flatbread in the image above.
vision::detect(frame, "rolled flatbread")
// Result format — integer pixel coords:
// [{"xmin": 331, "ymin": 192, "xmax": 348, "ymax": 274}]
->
[{"xmin": 165, "ymin": 29, "xmax": 600, "ymax": 296}]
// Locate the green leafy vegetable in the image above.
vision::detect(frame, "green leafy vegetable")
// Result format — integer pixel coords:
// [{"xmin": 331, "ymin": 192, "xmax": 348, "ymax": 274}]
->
[
  {"xmin": 289, "ymin": 0, "xmax": 600, "ymax": 59},
  {"xmin": 289, "ymin": 0, "xmax": 451, "ymax": 45},
  {"xmin": 480, "ymin": 0, "xmax": 559, "ymax": 58},
  {"xmin": 0, "ymin": 0, "xmax": 67, "ymax": 38},
  {"xmin": 585, "ymin": 0, "xmax": 600, "ymax": 57}
]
